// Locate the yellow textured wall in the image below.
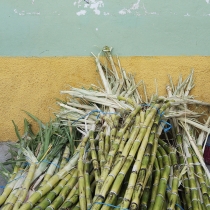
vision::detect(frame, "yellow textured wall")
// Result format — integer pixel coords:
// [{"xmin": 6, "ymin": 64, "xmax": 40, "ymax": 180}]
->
[{"xmin": 1, "ymin": 56, "xmax": 210, "ymax": 141}]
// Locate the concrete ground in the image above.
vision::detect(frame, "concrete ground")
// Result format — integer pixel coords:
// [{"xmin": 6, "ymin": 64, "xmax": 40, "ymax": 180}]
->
[
  {"xmin": 0, "ymin": 143, "xmax": 13, "ymax": 194},
  {"xmin": 0, "ymin": 142, "xmax": 210, "ymax": 195}
]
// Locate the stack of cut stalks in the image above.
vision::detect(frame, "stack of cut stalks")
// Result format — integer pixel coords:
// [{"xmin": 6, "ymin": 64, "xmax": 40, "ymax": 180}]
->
[{"xmin": 1, "ymin": 46, "xmax": 210, "ymax": 210}]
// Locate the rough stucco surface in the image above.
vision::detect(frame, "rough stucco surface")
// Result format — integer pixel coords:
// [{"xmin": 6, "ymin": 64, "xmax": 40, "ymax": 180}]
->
[{"xmin": 1, "ymin": 56, "xmax": 210, "ymax": 141}]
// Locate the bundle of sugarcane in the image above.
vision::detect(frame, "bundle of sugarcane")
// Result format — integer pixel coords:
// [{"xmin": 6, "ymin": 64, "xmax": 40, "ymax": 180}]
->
[
  {"xmin": 0, "ymin": 113, "xmax": 81, "ymax": 210},
  {"xmin": 1, "ymin": 46, "xmax": 210, "ymax": 210}
]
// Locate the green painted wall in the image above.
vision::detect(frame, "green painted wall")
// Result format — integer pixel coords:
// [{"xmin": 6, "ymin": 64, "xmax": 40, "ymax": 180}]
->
[{"xmin": 1, "ymin": 0, "xmax": 210, "ymax": 56}]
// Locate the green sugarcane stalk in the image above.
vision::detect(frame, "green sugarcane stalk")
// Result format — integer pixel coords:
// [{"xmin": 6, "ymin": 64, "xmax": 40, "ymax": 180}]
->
[
  {"xmin": 153, "ymin": 145, "xmax": 171, "ymax": 210},
  {"xmin": 132, "ymin": 113, "xmax": 166, "ymax": 207},
  {"xmin": 167, "ymin": 165, "xmax": 179, "ymax": 210},
  {"xmin": 139, "ymin": 122, "xmax": 166, "ymax": 199},
  {"xmin": 191, "ymin": 151, "xmax": 210, "ymax": 208},
  {"xmin": 183, "ymin": 139, "xmax": 200, "ymax": 210},
  {"xmin": 46, "ymin": 169, "xmax": 78, "ymax": 210},
  {"xmin": 105, "ymin": 105, "xmax": 141, "ymax": 171},
  {"xmin": 130, "ymin": 125, "xmax": 156, "ymax": 209},
  {"xmin": 59, "ymin": 145, "xmax": 70, "ymax": 171},
  {"xmin": 109, "ymin": 115, "xmax": 120, "ymax": 146},
  {"xmin": 120, "ymin": 120, "xmax": 154, "ymax": 209},
  {"xmin": 13, "ymin": 161, "xmax": 36, "ymax": 210},
  {"xmin": 156, "ymin": 150, "xmax": 163, "ymax": 175},
  {"xmin": 176, "ymin": 132, "xmax": 185, "ymax": 170},
  {"xmin": 104, "ymin": 127, "xmax": 111, "ymax": 159},
  {"xmin": 60, "ymin": 169, "xmax": 95, "ymax": 209},
  {"xmin": 84, "ymin": 158, "xmax": 92, "ymax": 209},
  {"xmin": 97, "ymin": 113, "xmax": 141, "ymax": 196},
  {"xmin": 148, "ymin": 159, "xmax": 160, "ymax": 210},
  {"xmin": 60, "ymin": 190, "xmax": 79, "ymax": 210},
  {"xmin": 140, "ymin": 174, "xmax": 153, "ymax": 210},
  {"xmin": 19, "ymin": 150, "xmax": 80, "ymax": 210},
  {"xmin": 116, "ymin": 170, "xmax": 131, "ymax": 206},
  {"xmin": 175, "ymin": 129, "xmax": 192, "ymax": 209},
  {"xmin": 118, "ymin": 130, "xmax": 129, "ymax": 154},
  {"xmin": 2, "ymin": 165, "xmax": 30, "ymax": 210},
  {"xmin": 2, "ymin": 190, "xmax": 21, "ymax": 210},
  {"xmin": 32, "ymin": 171, "xmax": 74, "ymax": 210},
  {"xmin": 137, "ymin": 109, "xmax": 171, "ymax": 200},
  {"xmin": 102, "ymin": 152, "xmax": 137, "ymax": 210},
  {"xmin": 89, "ymin": 130, "xmax": 101, "ymax": 195},
  {"xmin": 94, "ymin": 104, "xmax": 160, "ymax": 210},
  {"xmin": 101, "ymin": 189, "xmax": 120, "ymax": 210},
  {"xmin": 92, "ymin": 110, "xmax": 149, "ymax": 209},
  {"xmin": 60, "ymin": 183, "xmax": 79, "ymax": 209},
  {"xmin": 158, "ymin": 139, "xmax": 180, "ymax": 210},
  {"xmin": 196, "ymin": 178, "xmax": 206, "ymax": 210},
  {"xmin": 98, "ymin": 131, "xmax": 106, "ymax": 169},
  {"xmin": 72, "ymin": 202, "xmax": 80, "ymax": 210},
  {"xmin": 182, "ymin": 174, "xmax": 192, "ymax": 210},
  {"xmin": 78, "ymin": 133, "xmax": 92, "ymax": 210},
  {"xmin": 120, "ymin": 113, "xmax": 142, "ymax": 159},
  {"xmin": 38, "ymin": 155, "xmax": 60, "ymax": 190},
  {"xmin": 2, "ymin": 166, "xmax": 27, "ymax": 208},
  {"xmin": 0, "ymin": 168, "xmax": 25, "ymax": 207},
  {"xmin": 130, "ymin": 169, "xmax": 145, "ymax": 209}
]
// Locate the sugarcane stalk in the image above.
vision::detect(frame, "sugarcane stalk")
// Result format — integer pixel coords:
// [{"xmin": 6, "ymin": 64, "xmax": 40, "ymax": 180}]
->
[
  {"xmin": 116, "ymin": 170, "xmax": 131, "ymax": 207},
  {"xmin": 157, "ymin": 139, "xmax": 180, "ymax": 210},
  {"xmin": 32, "ymin": 171, "xmax": 74, "ymax": 210},
  {"xmin": 13, "ymin": 162, "xmax": 36, "ymax": 210},
  {"xmin": 78, "ymin": 133, "xmax": 93, "ymax": 210},
  {"xmin": 89, "ymin": 130, "xmax": 100, "ymax": 195},
  {"xmin": 118, "ymin": 130, "xmax": 129, "ymax": 154},
  {"xmin": 98, "ymin": 131, "xmax": 106, "ymax": 169},
  {"xmin": 0, "ymin": 169, "xmax": 24, "ymax": 206},
  {"xmin": 100, "ymin": 184, "xmax": 121, "ymax": 210},
  {"xmin": 46, "ymin": 169, "xmax": 78, "ymax": 210},
  {"xmin": 61, "ymin": 169, "xmax": 96, "ymax": 210},
  {"xmin": 190, "ymin": 149, "xmax": 210, "ymax": 209},
  {"xmin": 38, "ymin": 155, "xmax": 60, "ymax": 190},
  {"xmin": 59, "ymin": 145, "xmax": 70, "ymax": 171},
  {"xmin": 19, "ymin": 150, "xmax": 80, "ymax": 210},
  {"xmin": 148, "ymin": 159, "xmax": 160, "ymax": 210},
  {"xmin": 139, "ymin": 119, "xmax": 169, "ymax": 200},
  {"xmin": 60, "ymin": 189, "xmax": 79, "ymax": 210},
  {"xmin": 167, "ymin": 165, "xmax": 179, "ymax": 210},
  {"xmin": 139, "ymin": 174, "xmax": 153, "ymax": 210},
  {"xmin": 72, "ymin": 202, "xmax": 80, "ymax": 210},
  {"xmin": 182, "ymin": 174, "xmax": 192, "ymax": 210},
  {"xmin": 106, "ymin": 105, "xmax": 141, "ymax": 167},
  {"xmin": 109, "ymin": 115, "xmax": 120, "ymax": 146},
  {"xmin": 183, "ymin": 137, "xmax": 200, "ymax": 210},
  {"xmin": 156, "ymin": 150, "xmax": 163, "ymax": 175},
  {"xmin": 97, "ymin": 111, "xmax": 141, "ymax": 195},
  {"xmin": 60, "ymin": 183, "xmax": 79, "ymax": 209},
  {"xmin": 104, "ymin": 127, "xmax": 111, "ymax": 159},
  {"xmin": 84, "ymin": 158, "xmax": 92, "ymax": 209},
  {"xmin": 97, "ymin": 104, "xmax": 160, "ymax": 210},
  {"xmin": 130, "ymin": 127, "xmax": 156, "ymax": 209},
  {"xmin": 120, "ymin": 120, "xmax": 154, "ymax": 209},
  {"xmin": 3, "ymin": 191, "xmax": 22, "ymax": 210},
  {"xmin": 152, "ymin": 145, "xmax": 171, "ymax": 210}
]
